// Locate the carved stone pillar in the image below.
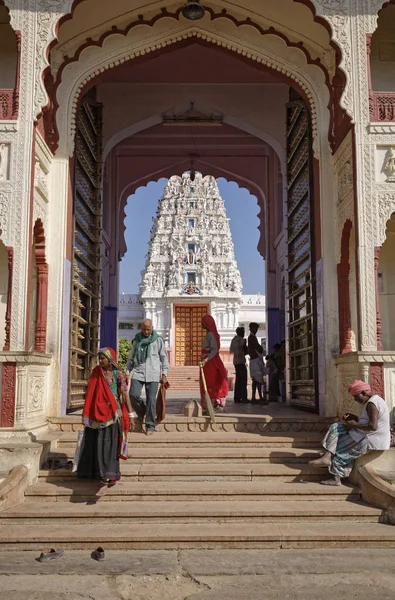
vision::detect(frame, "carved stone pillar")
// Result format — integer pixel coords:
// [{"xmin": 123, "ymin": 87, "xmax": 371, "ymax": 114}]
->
[
  {"xmin": 3, "ymin": 247, "xmax": 13, "ymax": 351},
  {"xmin": 370, "ymin": 362, "xmax": 384, "ymax": 398},
  {"xmin": 15, "ymin": 363, "xmax": 27, "ymax": 427},
  {"xmin": 34, "ymin": 262, "xmax": 48, "ymax": 353},
  {"xmin": 0, "ymin": 362, "xmax": 16, "ymax": 427},
  {"xmin": 374, "ymin": 247, "xmax": 383, "ymax": 351},
  {"xmin": 337, "ymin": 260, "xmax": 352, "ymax": 354},
  {"xmin": 361, "ymin": 363, "xmax": 370, "ymax": 385}
]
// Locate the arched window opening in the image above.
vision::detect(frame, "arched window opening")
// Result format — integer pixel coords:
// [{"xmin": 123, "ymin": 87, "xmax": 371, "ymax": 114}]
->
[
  {"xmin": 378, "ymin": 213, "xmax": 395, "ymax": 350},
  {"xmin": 0, "ymin": 6, "xmax": 19, "ymax": 120},
  {"xmin": 369, "ymin": 4, "xmax": 395, "ymax": 122}
]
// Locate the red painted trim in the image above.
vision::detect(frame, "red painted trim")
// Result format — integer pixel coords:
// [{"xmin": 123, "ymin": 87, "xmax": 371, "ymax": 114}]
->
[
  {"xmin": 3, "ymin": 246, "xmax": 13, "ymax": 352},
  {"xmin": 370, "ymin": 362, "xmax": 384, "ymax": 398},
  {"xmin": 0, "ymin": 362, "xmax": 16, "ymax": 427},
  {"xmin": 12, "ymin": 30, "xmax": 21, "ymax": 119},
  {"xmin": 46, "ymin": 6, "xmax": 349, "ymax": 153},
  {"xmin": 337, "ymin": 220, "xmax": 353, "ymax": 354},
  {"xmin": 24, "ymin": 126, "xmax": 36, "ymax": 351},
  {"xmin": 33, "ymin": 219, "xmax": 48, "ymax": 353},
  {"xmin": 374, "ymin": 246, "xmax": 383, "ymax": 351}
]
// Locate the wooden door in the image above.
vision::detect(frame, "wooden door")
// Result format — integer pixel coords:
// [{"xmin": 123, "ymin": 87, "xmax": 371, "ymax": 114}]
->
[
  {"xmin": 175, "ymin": 306, "xmax": 207, "ymax": 366},
  {"xmin": 68, "ymin": 95, "xmax": 103, "ymax": 410},
  {"xmin": 286, "ymin": 91, "xmax": 319, "ymax": 411}
]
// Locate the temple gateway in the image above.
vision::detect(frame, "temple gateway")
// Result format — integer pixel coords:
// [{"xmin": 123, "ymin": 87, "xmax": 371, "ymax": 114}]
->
[
  {"xmin": 0, "ymin": 0, "xmax": 394, "ymax": 430},
  {"xmin": 121, "ymin": 172, "xmax": 265, "ymax": 366}
]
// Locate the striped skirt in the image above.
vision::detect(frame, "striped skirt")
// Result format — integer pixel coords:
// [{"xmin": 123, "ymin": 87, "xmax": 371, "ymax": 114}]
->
[{"xmin": 323, "ymin": 422, "xmax": 368, "ymax": 479}]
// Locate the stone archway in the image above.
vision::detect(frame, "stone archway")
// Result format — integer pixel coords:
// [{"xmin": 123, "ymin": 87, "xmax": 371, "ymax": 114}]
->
[{"xmin": 43, "ymin": 2, "xmax": 351, "ymax": 414}]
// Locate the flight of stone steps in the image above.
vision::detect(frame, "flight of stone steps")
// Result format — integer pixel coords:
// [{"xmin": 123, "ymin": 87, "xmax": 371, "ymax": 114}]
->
[
  {"xmin": 1, "ymin": 426, "xmax": 395, "ymax": 549},
  {"xmin": 166, "ymin": 365, "xmax": 234, "ymax": 390},
  {"xmin": 166, "ymin": 366, "xmax": 200, "ymax": 390}
]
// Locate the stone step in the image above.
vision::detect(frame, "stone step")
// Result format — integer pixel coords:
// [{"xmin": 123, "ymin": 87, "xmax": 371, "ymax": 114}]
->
[
  {"xmin": 24, "ymin": 480, "xmax": 360, "ymax": 502},
  {"xmin": 1, "ymin": 499, "xmax": 383, "ymax": 524},
  {"xmin": 47, "ymin": 446, "xmax": 321, "ymax": 463},
  {"xmin": 38, "ymin": 462, "xmax": 327, "ymax": 482},
  {"xmin": 51, "ymin": 416, "xmax": 331, "ymax": 436},
  {"xmin": 1, "ymin": 521, "xmax": 394, "ymax": 549},
  {"xmin": 55, "ymin": 432, "xmax": 325, "ymax": 448}
]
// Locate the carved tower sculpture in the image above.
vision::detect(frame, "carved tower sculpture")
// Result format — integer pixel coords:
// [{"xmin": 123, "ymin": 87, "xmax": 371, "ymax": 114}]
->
[{"xmin": 139, "ymin": 172, "xmax": 242, "ymax": 365}]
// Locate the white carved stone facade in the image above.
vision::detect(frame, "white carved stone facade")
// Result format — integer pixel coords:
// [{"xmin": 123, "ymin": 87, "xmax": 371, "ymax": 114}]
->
[
  {"xmin": 139, "ymin": 172, "xmax": 243, "ymax": 352},
  {"xmin": 119, "ymin": 293, "xmax": 267, "ymax": 351}
]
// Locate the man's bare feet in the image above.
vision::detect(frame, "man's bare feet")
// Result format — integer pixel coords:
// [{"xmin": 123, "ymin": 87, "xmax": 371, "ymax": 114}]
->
[
  {"xmin": 309, "ymin": 455, "xmax": 332, "ymax": 467},
  {"xmin": 320, "ymin": 476, "xmax": 342, "ymax": 486}
]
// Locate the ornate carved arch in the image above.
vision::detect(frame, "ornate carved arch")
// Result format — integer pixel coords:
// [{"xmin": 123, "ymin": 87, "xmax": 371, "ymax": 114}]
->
[
  {"xmin": 52, "ymin": 20, "xmax": 331, "ymax": 157},
  {"xmin": 4, "ymin": 1, "xmax": 344, "ymax": 138}
]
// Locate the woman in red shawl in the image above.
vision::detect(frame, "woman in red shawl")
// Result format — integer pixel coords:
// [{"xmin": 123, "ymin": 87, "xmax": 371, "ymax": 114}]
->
[
  {"xmin": 200, "ymin": 315, "xmax": 229, "ymax": 413},
  {"xmin": 77, "ymin": 347, "xmax": 136, "ymax": 486}
]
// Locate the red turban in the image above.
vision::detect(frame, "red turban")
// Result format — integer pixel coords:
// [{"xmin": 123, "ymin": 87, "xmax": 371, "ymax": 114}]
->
[{"xmin": 348, "ymin": 380, "xmax": 371, "ymax": 396}]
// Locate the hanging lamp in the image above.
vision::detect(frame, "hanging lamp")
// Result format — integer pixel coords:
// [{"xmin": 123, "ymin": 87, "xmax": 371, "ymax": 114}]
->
[{"xmin": 181, "ymin": 0, "xmax": 205, "ymax": 20}]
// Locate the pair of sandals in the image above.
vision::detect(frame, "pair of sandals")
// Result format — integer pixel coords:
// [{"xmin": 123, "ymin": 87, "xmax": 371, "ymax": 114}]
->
[{"xmin": 38, "ymin": 547, "xmax": 105, "ymax": 562}]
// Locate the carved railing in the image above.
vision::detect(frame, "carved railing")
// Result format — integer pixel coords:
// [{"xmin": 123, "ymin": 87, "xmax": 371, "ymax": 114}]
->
[
  {"xmin": 369, "ymin": 92, "xmax": 395, "ymax": 122},
  {"xmin": 0, "ymin": 88, "xmax": 18, "ymax": 120}
]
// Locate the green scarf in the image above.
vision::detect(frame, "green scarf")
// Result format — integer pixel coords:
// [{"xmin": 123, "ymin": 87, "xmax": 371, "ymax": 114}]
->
[{"xmin": 134, "ymin": 331, "xmax": 159, "ymax": 366}]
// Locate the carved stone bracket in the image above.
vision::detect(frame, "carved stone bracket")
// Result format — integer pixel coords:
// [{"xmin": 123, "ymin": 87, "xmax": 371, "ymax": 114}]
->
[
  {"xmin": 313, "ymin": 0, "xmax": 353, "ymax": 117},
  {"xmin": 34, "ymin": 1, "xmax": 73, "ymax": 118},
  {"xmin": 377, "ymin": 191, "xmax": 395, "ymax": 246}
]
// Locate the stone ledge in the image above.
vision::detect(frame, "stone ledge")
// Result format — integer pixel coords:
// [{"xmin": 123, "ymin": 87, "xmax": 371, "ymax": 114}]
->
[
  {"xmin": 0, "ymin": 351, "xmax": 52, "ymax": 365},
  {"xmin": 0, "ymin": 465, "xmax": 28, "ymax": 512},
  {"xmin": 50, "ymin": 414, "xmax": 333, "ymax": 434}
]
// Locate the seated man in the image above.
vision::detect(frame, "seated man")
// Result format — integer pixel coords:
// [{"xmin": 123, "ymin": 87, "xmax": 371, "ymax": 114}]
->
[{"xmin": 310, "ymin": 380, "xmax": 390, "ymax": 486}]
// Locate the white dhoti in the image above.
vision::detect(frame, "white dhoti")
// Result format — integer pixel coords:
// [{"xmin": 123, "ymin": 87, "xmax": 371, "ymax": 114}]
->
[{"xmin": 249, "ymin": 356, "xmax": 266, "ymax": 384}]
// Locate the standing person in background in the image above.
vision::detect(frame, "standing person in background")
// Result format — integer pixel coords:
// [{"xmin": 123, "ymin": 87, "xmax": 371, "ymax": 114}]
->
[
  {"xmin": 127, "ymin": 319, "xmax": 169, "ymax": 436},
  {"xmin": 230, "ymin": 326, "xmax": 248, "ymax": 404},
  {"xmin": 78, "ymin": 347, "xmax": 135, "ymax": 486},
  {"xmin": 200, "ymin": 315, "xmax": 229, "ymax": 413},
  {"xmin": 248, "ymin": 323, "xmax": 267, "ymax": 405}
]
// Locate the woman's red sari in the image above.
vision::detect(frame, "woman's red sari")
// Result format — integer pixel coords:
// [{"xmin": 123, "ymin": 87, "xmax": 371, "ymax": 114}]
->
[
  {"xmin": 200, "ymin": 315, "xmax": 228, "ymax": 408},
  {"xmin": 82, "ymin": 348, "xmax": 130, "ymax": 459}
]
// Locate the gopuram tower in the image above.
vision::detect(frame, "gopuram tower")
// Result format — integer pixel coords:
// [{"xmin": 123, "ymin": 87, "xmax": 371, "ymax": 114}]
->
[{"xmin": 139, "ymin": 172, "xmax": 242, "ymax": 367}]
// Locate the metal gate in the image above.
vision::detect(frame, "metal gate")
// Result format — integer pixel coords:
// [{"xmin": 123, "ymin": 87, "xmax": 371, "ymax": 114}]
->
[
  {"xmin": 68, "ymin": 95, "xmax": 103, "ymax": 410},
  {"xmin": 286, "ymin": 92, "xmax": 318, "ymax": 411}
]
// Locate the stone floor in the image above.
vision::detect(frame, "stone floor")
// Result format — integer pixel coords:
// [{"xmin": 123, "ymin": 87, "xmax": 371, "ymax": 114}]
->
[{"xmin": 0, "ymin": 549, "xmax": 394, "ymax": 599}]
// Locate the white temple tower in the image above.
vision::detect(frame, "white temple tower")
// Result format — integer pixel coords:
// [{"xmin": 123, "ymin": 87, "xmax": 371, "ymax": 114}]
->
[{"xmin": 139, "ymin": 172, "xmax": 242, "ymax": 367}]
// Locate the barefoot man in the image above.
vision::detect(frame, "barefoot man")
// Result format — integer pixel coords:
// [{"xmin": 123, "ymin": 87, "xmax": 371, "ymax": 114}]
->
[
  {"xmin": 126, "ymin": 319, "xmax": 169, "ymax": 435},
  {"xmin": 309, "ymin": 380, "xmax": 390, "ymax": 486}
]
